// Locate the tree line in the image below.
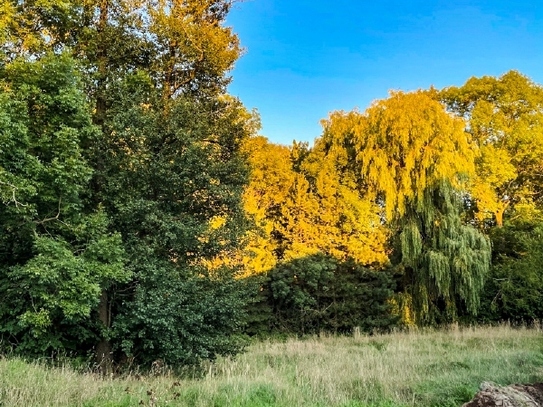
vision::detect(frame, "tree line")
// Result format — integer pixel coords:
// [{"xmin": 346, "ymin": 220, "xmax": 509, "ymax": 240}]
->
[{"xmin": 2, "ymin": 0, "xmax": 543, "ymax": 370}]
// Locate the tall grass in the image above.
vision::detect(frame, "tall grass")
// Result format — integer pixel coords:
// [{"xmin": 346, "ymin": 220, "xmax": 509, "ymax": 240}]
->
[{"xmin": 1, "ymin": 325, "xmax": 542, "ymax": 406}]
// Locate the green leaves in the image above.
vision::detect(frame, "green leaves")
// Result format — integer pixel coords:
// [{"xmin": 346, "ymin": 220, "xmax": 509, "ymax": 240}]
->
[
  {"xmin": 397, "ymin": 183, "xmax": 491, "ymax": 323},
  {"xmin": 266, "ymin": 254, "xmax": 397, "ymax": 335},
  {"xmin": 0, "ymin": 54, "xmax": 128, "ymax": 355},
  {"xmin": 0, "ymin": 0, "xmax": 254, "ymax": 367}
]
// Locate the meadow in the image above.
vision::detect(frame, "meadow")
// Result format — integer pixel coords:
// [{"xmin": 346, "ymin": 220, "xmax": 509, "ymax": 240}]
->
[{"xmin": 1, "ymin": 325, "xmax": 542, "ymax": 407}]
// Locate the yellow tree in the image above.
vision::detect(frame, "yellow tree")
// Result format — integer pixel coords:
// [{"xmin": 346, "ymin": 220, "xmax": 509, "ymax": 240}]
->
[
  {"xmin": 295, "ymin": 141, "xmax": 389, "ymax": 265},
  {"xmin": 148, "ymin": 0, "xmax": 241, "ymax": 99},
  {"xmin": 321, "ymin": 91, "xmax": 490, "ymax": 323},
  {"xmin": 440, "ymin": 71, "xmax": 543, "ymax": 227},
  {"xmin": 240, "ymin": 136, "xmax": 388, "ymax": 275},
  {"xmin": 241, "ymin": 136, "xmax": 297, "ymax": 273}
]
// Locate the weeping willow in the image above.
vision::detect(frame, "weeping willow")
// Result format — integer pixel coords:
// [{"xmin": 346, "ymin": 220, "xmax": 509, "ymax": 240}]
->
[
  {"xmin": 399, "ymin": 181, "xmax": 491, "ymax": 323},
  {"xmin": 321, "ymin": 91, "xmax": 491, "ymax": 324}
]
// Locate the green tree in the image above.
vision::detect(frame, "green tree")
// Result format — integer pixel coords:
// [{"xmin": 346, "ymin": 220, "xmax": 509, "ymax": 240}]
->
[
  {"xmin": 1, "ymin": 0, "xmax": 254, "ymax": 368},
  {"xmin": 0, "ymin": 54, "xmax": 128, "ymax": 354},
  {"xmin": 267, "ymin": 254, "xmax": 396, "ymax": 335},
  {"xmin": 88, "ymin": 76, "xmax": 255, "ymax": 366},
  {"xmin": 477, "ymin": 211, "xmax": 543, "ymax": 323},
  {"xmin": 395, "ymin": 181, "xmax": 491, "ymax": 323}
]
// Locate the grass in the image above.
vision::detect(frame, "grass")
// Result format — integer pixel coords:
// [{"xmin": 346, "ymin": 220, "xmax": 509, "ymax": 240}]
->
[{"xmin": 1, "ymin": 325, "xmax": 543, "ymax": 406}]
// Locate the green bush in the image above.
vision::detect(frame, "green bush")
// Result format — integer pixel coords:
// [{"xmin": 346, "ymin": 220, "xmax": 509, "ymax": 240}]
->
[
  {"xmin": 476, "ymin": 219, "xmax": 543, "ymax": 323},
  {"xmin": 262, "ymin": 254, "xmax": 397, "ymax": 335},
  {"xmin": 112, "ymin": 266, "xmax": 249, "ymax": 367}
]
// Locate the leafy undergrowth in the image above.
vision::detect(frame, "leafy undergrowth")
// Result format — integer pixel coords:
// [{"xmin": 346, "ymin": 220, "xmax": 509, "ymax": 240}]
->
[{"xmin": 1, "ymin": 325, "xmax": 542, "ymax": 407}]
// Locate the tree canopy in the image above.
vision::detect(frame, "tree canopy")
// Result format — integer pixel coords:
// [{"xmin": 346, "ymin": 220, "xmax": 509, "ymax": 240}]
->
[
  {"xmin": 441, "ymin": 71, "xmax": 543, "ymax": 227},
  {"xmin": 316, "ymin": 92, "xmax": 490, "ymax": 322},
  {"xmin": 2, "ymin": 1, "xmax": 543, "ymax": 365}
]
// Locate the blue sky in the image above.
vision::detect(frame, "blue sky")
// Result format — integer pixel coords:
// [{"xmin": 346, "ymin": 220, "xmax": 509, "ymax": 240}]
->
[{"xmin": 226, "ymin": 0, "xmax": 543, "ymax": 145}]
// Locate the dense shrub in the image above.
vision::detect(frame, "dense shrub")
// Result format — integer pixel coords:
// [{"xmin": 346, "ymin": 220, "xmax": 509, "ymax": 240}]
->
[
  {"xmin": 258, "ymin": 254, "xmax": 397, "ymax": 335},
  {"xmin": 476, "ymin": 220, "xmax": 543, "ymax": 323}
]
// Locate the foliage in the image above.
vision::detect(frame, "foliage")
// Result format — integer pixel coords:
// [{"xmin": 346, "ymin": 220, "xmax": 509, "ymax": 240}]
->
[
  {"xmin": 148, "ymin": 0, "xmax": 242, "ymax": 98},
  {"xmin": 440, "ymin": 71, "xmax": 543, "ymax": 226},
  {"xmin": 240, "ymin": 136, "xmax": 299, "ymax": 273},
  {"xmin": 0, "ymin": 0, "xmax": 253, "ymax": 366},
  {"xmin": 265, "ymin": 254, "xmax": 396, "ymax": 335},
  {"xmin": 0, "ymin": 54, "xmax": 128, "ymax": 355},
  {"xmin": 113, "ymin": 266, "xmax": 249, "ymax": 366},
  {"xmin": 0, "ymin": 0, "xmax": 81, "ymax": 58},
  {"xmin": 240, "ymin": 136, "xmax": 388, "ymax": 276},
  {"xmin": 476, "ymin": 215, "xmax": 543, "ymax": 323},
  {"xmin": 321, "ymin": 91, "xmax": 475, "ymax": 221},
  {"xmin": 395, "ymin": 182, "xmax": 491, "ymax": 324},
  {"xmin": 87, "ymin": 79, "xmax": 255, "ymax": 365},
  {"xmin": 4, "ymin": 0, "xmax": 543, "ymax": 367},
  {"xmin": 319, "ymin": 92, "xmax": 491, "ymax": 323}
]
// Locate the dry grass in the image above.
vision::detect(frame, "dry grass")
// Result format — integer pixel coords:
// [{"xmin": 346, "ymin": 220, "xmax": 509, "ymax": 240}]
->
[{"xmin": 1, "ymin": 324, "xmax": 543, "ymax": 406}]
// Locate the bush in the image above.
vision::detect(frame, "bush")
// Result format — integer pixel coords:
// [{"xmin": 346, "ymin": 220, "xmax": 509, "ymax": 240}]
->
[
  {"xmin": 476, "ymin": 220, "xmax": 543, "ymax": 323},
  {"xmin": 261, "ymin": 254, "xmax": 397, "ymax": 335}
]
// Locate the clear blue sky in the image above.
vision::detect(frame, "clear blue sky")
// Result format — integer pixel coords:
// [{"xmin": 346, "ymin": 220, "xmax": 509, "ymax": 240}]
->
[{"xmin": 226, "ymin": 0, "xmax": 543, "ymax": 145}]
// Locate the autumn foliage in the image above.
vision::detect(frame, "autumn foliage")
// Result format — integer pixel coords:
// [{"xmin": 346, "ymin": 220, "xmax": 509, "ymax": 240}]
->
[{"xmin": 2, "ymin": 0, "xmax": 543, "ymax": 368}]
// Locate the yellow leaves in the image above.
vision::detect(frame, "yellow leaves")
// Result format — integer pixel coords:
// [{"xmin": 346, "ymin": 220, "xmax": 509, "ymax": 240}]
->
[
  {"xmin": 477, "ymin": 145, "xmax": 516, "ymax": 186},
  {"xmin": 441, "ymin": 71, "xmax": 543, "ymax": 225},
  {"xmin": 389, "ymin": 293, "xmax": 416, "ymax": 326},
  {"xmin": 209, "ymin": 215, "xmax": 226, "ymax": 230},
  {"xmin": 324, "ymin": 91, "xmax": 475, "ymax": 221},
  {"xmin": 148, "ymin": 0, "xmax": 240, "ymax": 96},
  {"xmin": 0, "ymin": 0, "xmax": 73, "ymax": 55},
  {"xmin": 0, "ymin": 2, "xmax": 16, "ymax": 34},
  {"xmin": 236, "ymin": 136, "xmax": 390, "ymax": 276}
]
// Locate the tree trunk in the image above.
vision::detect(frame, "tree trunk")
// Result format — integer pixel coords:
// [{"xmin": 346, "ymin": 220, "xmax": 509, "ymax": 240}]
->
[
  {"xmin": 495, "ymin": 201, "xmax": 510, "ymax": 228},
  {"xmin": 96, "ymin": 289, "xmax": 113, "ymax": 374},
  {"xmin": 93, "ymin": 1, "xmax": 113, "ymax": 375}
]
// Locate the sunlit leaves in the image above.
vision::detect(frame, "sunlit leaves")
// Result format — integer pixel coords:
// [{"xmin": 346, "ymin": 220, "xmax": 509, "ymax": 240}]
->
[
  {"xmin": 320, "ymin": 91, "xmax": 490, "ymax": 323},
  {"xmin": 441, "ymin": 70, "xmax": 543, "ymax": 226},
  {"xmin": 322, "ymin": 91, "xmax": 474, "ymax": 221},
  {"xmin": 240, "ymin": 136, "xmax": 388, "ymax": 275}
]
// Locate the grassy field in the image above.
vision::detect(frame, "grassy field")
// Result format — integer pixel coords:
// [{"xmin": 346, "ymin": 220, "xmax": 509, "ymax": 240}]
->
[{"xmin": 1, "ymin": 325, "xmax": 543, "ymax": 407}]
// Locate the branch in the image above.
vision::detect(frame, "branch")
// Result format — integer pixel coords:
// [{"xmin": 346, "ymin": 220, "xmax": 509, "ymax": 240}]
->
[
  {"xmin": 0, "ymin": 180, "xmax": 28, "ymax": 208},
  {"xmin": 35, "ymin": 197, "xmax": 62, "ymax": 225}
]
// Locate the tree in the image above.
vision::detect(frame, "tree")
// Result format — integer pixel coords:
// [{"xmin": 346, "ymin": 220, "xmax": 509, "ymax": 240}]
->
[
  {"xmin": 320, "ymin": 92, "xmax": 491, "ymax": 323},
  {"xmin": 0, "ymin": 0, "xmax": 81, "ymax": 59},
  {"xmin": 239, "ymin": 136, "xmax": 390, "ymax": 334},
  {"xmin": 477, "ymin": 210, "xmax": 543, "ymax": 323},
  {"xmin": 0, "ymin": 54, "xmax": 128, "ymax": 355},
  {"xmin": 440, "ymin": 71, "xmax": 543, "ymax": 227},
  {"xmin": 148, "ymin": 0, "xmax": 241, "ymax": 99},
  {"xmin": 301, "ymin": 135, "xmax": 389, "ymax": 265},
  {"xmin": 396, "ymin": 181, "xmax": 491, "ymax": 322},
  {"xmin": 1, "ymin": 0, "xmax": 257, "ymax": 368},
  {"xmin": 320, "ymin": 92, "xmax": 475, "ymax": 221},
  {"xmin": 87, "ymin": 76, "xmax": 256, "ymax": 366},
  {"xmin": 240, "ymin": 136, "xmax": 388, "ymax": 275},
  {"xmin": 240, "ymin": 136, "xmax": 299, "ymax": 273}
]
